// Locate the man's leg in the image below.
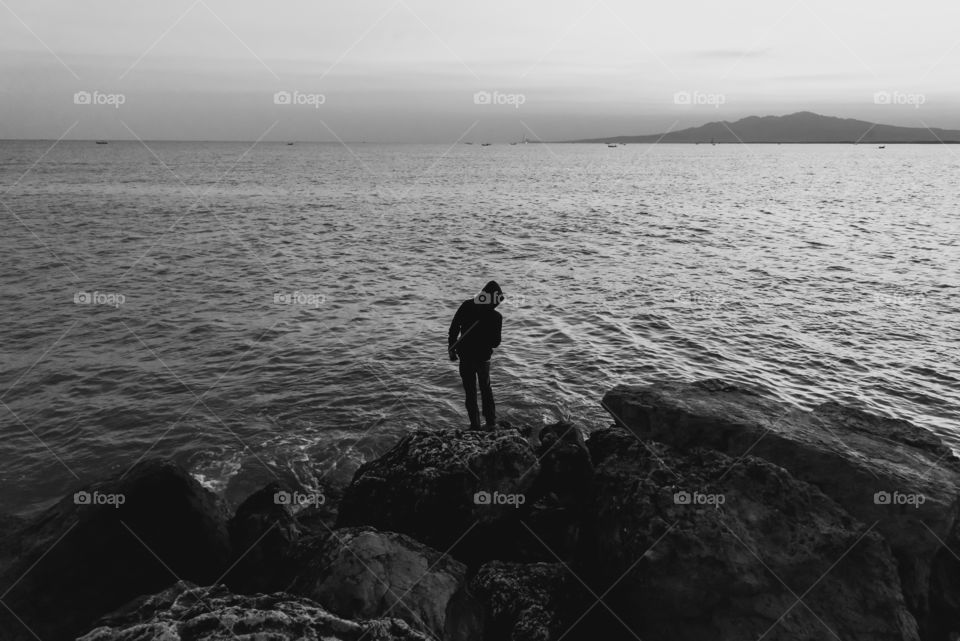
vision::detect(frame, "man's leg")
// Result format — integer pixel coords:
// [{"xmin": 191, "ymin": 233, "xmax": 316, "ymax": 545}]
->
[
  {"xmin": 458, "ymin": 359, "xmax": 481, "ymax": 428},
  {"xmin": 477, "ymin": 360, "xmax": 496, "ymax": 428}
]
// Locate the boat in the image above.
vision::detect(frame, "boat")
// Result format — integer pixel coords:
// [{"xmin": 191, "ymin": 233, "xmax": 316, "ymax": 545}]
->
[
  {"xmin": 95, "ymin": 141, "xmax": 108, "ymax": 145},
  {"xmin": 878, "ymin": 145, "xmax": 886, "ymax": 149},
  {"xmin": 481, "ymin": 143, "xmax": 492, "ymax": 146},
  {"xmin": 607, "ymin": 144, "xmax": 617, "ymax": 148},
  {"xmin": 287, "ymin": 142, "xmax": 294, "ymax": 146}
]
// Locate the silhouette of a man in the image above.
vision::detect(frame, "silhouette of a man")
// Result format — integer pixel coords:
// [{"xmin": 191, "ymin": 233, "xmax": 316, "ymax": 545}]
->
[{"xmin": 448, "ymin": 281, "xmax": 503, "ymax": 430}]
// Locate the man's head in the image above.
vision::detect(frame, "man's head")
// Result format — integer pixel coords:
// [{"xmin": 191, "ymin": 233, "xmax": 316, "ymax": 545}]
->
[{"xmin": 474, "ymin": 280, "xmax": 504, "ymax": 307}]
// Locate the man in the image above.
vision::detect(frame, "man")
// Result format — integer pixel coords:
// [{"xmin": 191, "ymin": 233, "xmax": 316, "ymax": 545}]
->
[{"xmin": 448, "ymin": 281, "xmax": 503, "ymax": 430}]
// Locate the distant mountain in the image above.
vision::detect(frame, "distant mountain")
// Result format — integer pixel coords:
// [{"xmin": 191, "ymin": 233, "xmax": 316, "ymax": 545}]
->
[{"xmin": 566, "ymin": 111, "xmax": 960, "ymax": 144}]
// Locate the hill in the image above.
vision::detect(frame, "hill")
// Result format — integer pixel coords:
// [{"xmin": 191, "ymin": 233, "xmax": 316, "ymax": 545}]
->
[{"xmin": 567, "ymin": 111, "xmax": 960, "ymax": 143}]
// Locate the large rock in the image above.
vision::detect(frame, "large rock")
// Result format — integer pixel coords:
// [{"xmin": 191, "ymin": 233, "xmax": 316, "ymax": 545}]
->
[
  {"xmin": 576, "ymin": 427, "xmax": 920, "ymax": 641},
  {"xmin": 0, "ymin": 459, "xmax": 230, "ymax": 641},
  {"xmin": 519, "ymin": 421, "xmax": 594, "ymax": 562},
  {"xmin": 225, "ymin": 481, "xmax": 304, "ymax": 594},
  {"xmin": 449, "ymin": 561, "xmax": 592, "ymax": 641},
  {"xmin": 292, "ymin": 526, "xmax": 466, "ymax": 639},
  {"xmin": 337, "ymin": 429, "xmax": 540, "ymax": 564},
  {"xmin": 78, "ymin": 580, "xmax": 430, "ymax": 641},
  {"xmin": 0, "ymin": 513, "xmax": 26, "ymax": 571},
  {"xmin": 602, "ymin": 378, "xmax": 960, "ymax": 636}
]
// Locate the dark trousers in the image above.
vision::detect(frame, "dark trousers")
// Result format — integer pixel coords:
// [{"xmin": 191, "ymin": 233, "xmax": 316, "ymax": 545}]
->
[{"xmin": 459, "ymin": 359, "xmax": 495, "ymax": 428}]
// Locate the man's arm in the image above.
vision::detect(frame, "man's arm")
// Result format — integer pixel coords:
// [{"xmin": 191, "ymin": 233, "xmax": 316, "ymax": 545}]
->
[
  {"xmin": 448, "ymin": 302, "xmax": 465, "ymax": 359},
  {"xmin": 491, "ymin": 311, "xmax": 502, "ymax": 349}
]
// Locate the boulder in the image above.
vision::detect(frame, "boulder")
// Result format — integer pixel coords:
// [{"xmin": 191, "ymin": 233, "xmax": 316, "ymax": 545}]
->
[
  {"xmin": 0, "ymin": 513, "xmax": 26, "ymax": 571},
  {"xmin": 602, "ymin": 378, "xmax": 960, "ymax": 635},
  {"xmin": 0, "ymin": 459, "xmax": 230, "ymax": 641},
  {"xmin": 519, "ymin": 421, "xmax": 594, "ymax": 562},
  {"xmin": 530, "ymin": 421, "xmax": 593, "ymax": 501},
  {"xmin": 78, "ymin": 580, "xmax": 430, "ymax": 641},
  {"xmin": 337, "ymin": 429, "xmax": 540, "ymax": 565},
  {"xmin": 225, "ymin": 481, "xmax": 304, "ymax": 594},
  {"xmin": 292, "ymin": 526, "xmax": 466, "ymax": 639},
  {"xmin": 576, "ymin": 427, "xmax": 920, "ymax": 641},
  {"xmin": 451, "ymin": 560, "xmax": 592, "ymax": 641}
]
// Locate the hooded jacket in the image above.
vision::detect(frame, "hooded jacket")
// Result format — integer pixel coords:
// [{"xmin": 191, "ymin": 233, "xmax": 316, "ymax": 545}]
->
[{"xmin": 448, "ymin": 298, "xmax": 502, "ymax": 362}]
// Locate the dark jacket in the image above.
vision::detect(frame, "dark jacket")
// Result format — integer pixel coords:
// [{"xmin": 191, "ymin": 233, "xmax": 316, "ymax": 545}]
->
[{"xmin": 448, "ymin": 299, "xmax": 502, "ymax": 362}]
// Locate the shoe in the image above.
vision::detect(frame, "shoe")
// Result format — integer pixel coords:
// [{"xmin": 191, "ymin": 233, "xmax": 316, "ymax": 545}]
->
[
  {"xmin": 469, "ymin": 423, "xmax": 482, "ymax": 431},
  {"xmin": 484, "ymin": 421, "xmax": 496, "ymax": 431}
]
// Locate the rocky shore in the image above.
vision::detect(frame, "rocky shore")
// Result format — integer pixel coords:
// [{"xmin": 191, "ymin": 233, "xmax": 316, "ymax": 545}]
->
[{"xmin": 1, "ymin": 378, "xmax": 958, "ymax": 641}]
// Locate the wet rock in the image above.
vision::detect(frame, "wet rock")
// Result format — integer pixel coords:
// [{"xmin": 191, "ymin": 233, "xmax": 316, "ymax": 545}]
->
[
  {"xmin": 576, "ymin": 427, "xmax": 920, "ymax": 641},
  {"xmin": 337, "ymin": 429, "xmax": 540, "ymax": 565},
  {"xmin": 602, "ymin": 378, "xmax": 960, "ymax": 635},
  {"xmin": 78, "ymin": 580, "xmax": 430, "ymax": 641},
  {"xmin": 0, "ymin": 459, "xmax": 230, "ymax": 641},
  {"xmin": 0, "ymin": 513, "xmax": 26, "ymax": 571},
  {"xmin": 519, "ymin": 421, "xmax": 594, "ymax": 562},
  {"xmin": 451, "ymin": 560, "xmax": 592, "ymax": 641},
  {"xmin": 292, "ymin": 526, "xmax": 466, "ymax": 639},
  {"xmin": 225, "ymin": 481, "xmax": 304, "ymax": 594}
]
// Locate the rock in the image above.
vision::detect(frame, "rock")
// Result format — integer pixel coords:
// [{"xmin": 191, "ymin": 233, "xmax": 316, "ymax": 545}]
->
[
  {"xmin": 576, "ymin": 427, "xmax": 920, "ymax": 641},
  {"xmin": 0, "ymin": 459, "xmax": 230, "ymax": 641},
  {"xmin": 292, "ymin": 526, "xmax": 466, "ymax": 639},
  {"xmin": 602, "ymin": 378, "xmax": 960, "ymax": 635},
  {"xmin": 531, "ymin": 421, "xmax": 592, "ymax": 501},
  {"xmin": 519, "ymin": 422, "xmax": 594, "ymax": 562},
  {"xmin": 337, "ymin": 429, "xmax": 540, "ymax": 565},
  {"xmin": 78, "ymin": 580, "xmax": 431, "ymax": 641},
  {"xmin": 295, "ymin": 482, "xmax": 343, "ymax": 533},
  {"xmin": 451, "ymin": 560, "xmax": 592, "ymax": 641},
  {"xmin": 0, "ymin": 513, "xmax": 26, "ymax": 571},
  {"xmin": 225, "ymin": 481, "xmax": 304, "ymax": 594}
]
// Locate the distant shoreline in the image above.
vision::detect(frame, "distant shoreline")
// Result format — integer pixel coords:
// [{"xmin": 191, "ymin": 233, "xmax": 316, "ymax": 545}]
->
[
  {"xmin": 3, "ymin": 139, "xmax": 960, "ymax": 145},
  {"xmin": 557, "ymin": 140, "xmax": 960, "ymax": 144}
]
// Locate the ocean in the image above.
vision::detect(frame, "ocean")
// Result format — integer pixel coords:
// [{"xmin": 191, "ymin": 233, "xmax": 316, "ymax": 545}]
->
[{"xmin": 1, "ymin": 140, "xmax": 957, "ymax": 516}]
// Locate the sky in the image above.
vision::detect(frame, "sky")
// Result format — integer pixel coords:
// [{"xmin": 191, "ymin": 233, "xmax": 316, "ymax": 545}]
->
[{"xmin": 2, "ymin": 0, "xmax": 959, "ymax": 141}]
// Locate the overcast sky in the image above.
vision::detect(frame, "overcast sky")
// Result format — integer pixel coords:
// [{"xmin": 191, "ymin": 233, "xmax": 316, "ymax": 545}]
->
[{"xmin": 2, "ymin": 0, "xmax": 959, "ymax": 141}]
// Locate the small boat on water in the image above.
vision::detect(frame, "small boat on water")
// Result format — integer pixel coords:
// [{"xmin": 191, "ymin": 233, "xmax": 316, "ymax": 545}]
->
[
  {"xmin": 287, "ymin": 142, "xmax": 294, "ymax": 146},
  {"xmin": 878, "ymin": 145, "xmax": 886, "ymax": 149},
  {"xmin": 481, "ymin": 143, "xmax": 492, "ymax": 146},
  {"xmin": 95, "ymin": 141, "xmax": 108, "ymax": 145},
  {"xmin": 607, "ymin": 144, "xmax": 617, "ymax": 148}
]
